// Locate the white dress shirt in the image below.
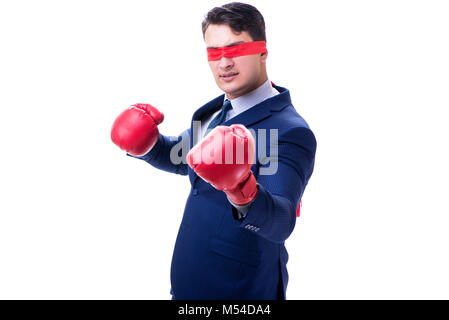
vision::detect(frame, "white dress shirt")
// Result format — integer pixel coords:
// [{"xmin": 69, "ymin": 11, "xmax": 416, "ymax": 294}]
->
[{"xmin": 195, "ymin": 79, "xmax": 279, "ymax": 144}]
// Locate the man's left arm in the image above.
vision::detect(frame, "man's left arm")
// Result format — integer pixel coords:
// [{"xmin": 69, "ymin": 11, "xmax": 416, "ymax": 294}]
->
[{"xmin": 234, "ymin": 126, "xmax": 317, "ymax": 243}]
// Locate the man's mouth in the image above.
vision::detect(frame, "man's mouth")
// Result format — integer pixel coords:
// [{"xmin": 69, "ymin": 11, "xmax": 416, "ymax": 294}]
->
[{"xmin": 220, "ymin": 72, "xmax": 239, "ymax": 82}]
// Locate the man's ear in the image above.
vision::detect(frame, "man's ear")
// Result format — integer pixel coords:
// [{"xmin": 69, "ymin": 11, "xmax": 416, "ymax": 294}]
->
[{"xmin": 260, "ymin": 52, "xmax": 268, "ymax": 63}]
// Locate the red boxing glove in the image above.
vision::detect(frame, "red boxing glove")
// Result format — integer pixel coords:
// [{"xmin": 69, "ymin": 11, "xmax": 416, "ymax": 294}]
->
[
  {"xmin": 111, "ymin": 103, "xmax": 164, "ymax": 156},
  {"xmin": 186, "ymin": 124, "xmax": 258, "ymax": 205}
]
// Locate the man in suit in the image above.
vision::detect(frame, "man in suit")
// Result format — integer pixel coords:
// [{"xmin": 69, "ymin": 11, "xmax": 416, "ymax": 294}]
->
[{"xmin": 111, "ymin": 2, "xmax": 316, "ymax": 299}]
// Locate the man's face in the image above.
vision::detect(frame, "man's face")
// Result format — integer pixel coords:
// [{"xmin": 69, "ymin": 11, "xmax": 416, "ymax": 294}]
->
[{"xmin": 204, "ymin": 24, "xmax": 267, "ymax": 100}]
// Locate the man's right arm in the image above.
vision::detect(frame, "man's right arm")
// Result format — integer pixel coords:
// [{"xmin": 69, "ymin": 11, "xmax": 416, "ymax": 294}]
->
[{"xmin": 127, "ymin": 129, "xmax": 191, "ymax": 176}]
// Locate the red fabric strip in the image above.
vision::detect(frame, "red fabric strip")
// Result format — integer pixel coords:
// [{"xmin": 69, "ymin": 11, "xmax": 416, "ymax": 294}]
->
[
  {"xmin": 296, "ymin": 200, "xmax": 302, "ymax": 217},
  {"xmin": 207, "ymin": 41, "xmax": 267, "ymax": 61}
]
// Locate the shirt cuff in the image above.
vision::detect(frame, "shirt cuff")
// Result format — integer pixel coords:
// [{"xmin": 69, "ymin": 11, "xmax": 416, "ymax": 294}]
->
[{"xmin": 227, "ymin": 185, "xmax": 259, "ymax": 220}]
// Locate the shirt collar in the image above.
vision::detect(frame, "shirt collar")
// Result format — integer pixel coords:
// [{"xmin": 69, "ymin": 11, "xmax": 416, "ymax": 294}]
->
[{"xmin": 224, "ymin": 79, "xmax": 279, "ymax": 114}]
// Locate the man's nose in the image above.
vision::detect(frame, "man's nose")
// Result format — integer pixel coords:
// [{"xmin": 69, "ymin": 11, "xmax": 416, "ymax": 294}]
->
[{"xmin": 219, "ymin": 56, "xmax": 234, "ymax": 69}]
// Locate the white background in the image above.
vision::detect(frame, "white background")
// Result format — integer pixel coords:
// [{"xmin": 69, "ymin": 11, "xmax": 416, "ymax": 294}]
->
[{"xmin": 1, "ymin": 0, "xmax": 448, "ymax": 299}]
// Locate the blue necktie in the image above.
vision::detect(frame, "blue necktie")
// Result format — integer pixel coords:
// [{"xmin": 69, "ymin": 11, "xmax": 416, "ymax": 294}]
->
[{"xmin": 206, "ymin": 99, "xmax": 232, "ymax": 131}]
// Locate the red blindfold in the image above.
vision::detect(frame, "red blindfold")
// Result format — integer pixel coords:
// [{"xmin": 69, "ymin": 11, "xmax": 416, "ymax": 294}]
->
[{"xmin": 207, "ymin": 41, "xmax": 267, "ymax": 61}]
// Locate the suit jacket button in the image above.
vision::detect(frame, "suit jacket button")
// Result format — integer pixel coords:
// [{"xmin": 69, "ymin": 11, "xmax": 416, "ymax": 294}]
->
[{"xmin": 193, "ymin": 189, "xmax": 198, "ymax": 196}]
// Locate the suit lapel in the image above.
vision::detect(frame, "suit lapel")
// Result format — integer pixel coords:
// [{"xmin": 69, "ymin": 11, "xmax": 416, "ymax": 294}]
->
[
  {"xmin": 222, "ymin": 85, "xmax": 292, "ymax": 128},
  {"xmin": 188, "ymin": 94, "xmax": 224, "ymax": 184}
]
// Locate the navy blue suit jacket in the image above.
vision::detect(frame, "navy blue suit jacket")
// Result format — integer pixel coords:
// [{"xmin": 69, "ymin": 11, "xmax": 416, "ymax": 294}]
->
[{"xmin": 131, "ymin": 85, "xmax": 316, "ymax": 299}]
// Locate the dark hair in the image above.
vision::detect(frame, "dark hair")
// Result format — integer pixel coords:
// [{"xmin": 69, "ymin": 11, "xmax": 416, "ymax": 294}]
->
[{"xmin": 201, "ymin": 2, "xmax": 266, "ymax": 42}]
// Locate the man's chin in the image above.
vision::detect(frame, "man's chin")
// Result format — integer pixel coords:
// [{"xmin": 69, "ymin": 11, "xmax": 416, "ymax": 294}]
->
[{"xmin": 219, "ymin": 82, "xmax": 244, "ymax": 98}]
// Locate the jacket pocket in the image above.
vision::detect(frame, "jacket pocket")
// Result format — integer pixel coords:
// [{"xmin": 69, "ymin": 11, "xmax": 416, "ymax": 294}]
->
[{"xmin": 209, "ymin": 237, "xmax": 261, "ymax": 268}]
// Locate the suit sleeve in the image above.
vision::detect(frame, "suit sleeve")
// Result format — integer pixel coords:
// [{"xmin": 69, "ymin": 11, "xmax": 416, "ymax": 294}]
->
[
  {"xmin": 126, "ymin": 128, "xmax": 191, "ymax": 176},
  {"xmin": 234, "ymin": 126, "xmax": 317, "ymax": 243}
]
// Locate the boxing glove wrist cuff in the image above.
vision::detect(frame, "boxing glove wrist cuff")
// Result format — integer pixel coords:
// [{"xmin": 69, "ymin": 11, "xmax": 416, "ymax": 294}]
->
[{"xmin": 225, "ymin": 172, "xmax": 258, "ymax": 205}]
